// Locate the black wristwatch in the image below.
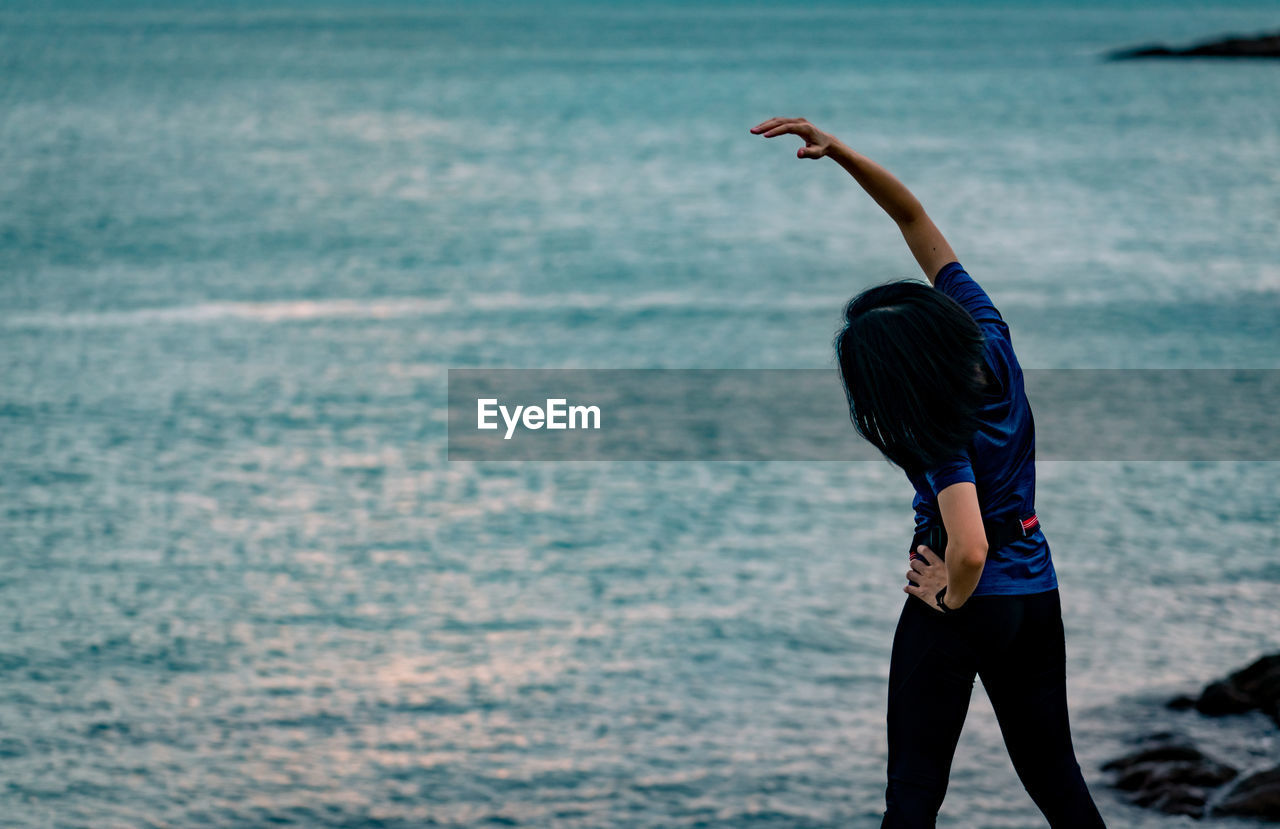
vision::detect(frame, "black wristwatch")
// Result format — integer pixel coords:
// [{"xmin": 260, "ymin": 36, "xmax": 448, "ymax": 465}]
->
[{"xmin": 935, "ymin": 586, "xmax": 956, "ymax": 614}]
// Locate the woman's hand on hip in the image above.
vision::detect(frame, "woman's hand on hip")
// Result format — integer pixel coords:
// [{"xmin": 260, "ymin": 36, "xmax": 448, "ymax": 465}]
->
[
  {"xmin": 750, "ymin": 117, "xmax": 835, "ymax": 159},
  {"xmin": 904, "ymin": 544, "xmax": 950, "ymax": 611}
]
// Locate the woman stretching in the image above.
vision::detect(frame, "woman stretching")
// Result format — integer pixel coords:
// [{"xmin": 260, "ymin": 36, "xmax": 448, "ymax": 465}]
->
[{"xmin": 751, "ymin": 117, "xmax": 1107, "ymax": 828}]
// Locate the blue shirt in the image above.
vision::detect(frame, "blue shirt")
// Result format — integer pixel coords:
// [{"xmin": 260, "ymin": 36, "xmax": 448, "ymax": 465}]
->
[{"xmin": 904, "ymin": 261, "xmax": 1057, "ymax": 596}]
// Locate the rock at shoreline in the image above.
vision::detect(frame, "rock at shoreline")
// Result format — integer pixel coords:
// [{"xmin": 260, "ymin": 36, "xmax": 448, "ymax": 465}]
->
[
  {"xmin": 1102, "ymin": 737, "xmax": 1239, "ymax": 818},
  {"xmin": 1111, "ymin": 30, "xmax": 1280, "ymax": 59},
  {"xmin": 1111, "ymin": 653, "xmax": 1280, "ymax": 821},
  {"xmin": 1167, "ymin": 653, "xmax": 1280, "ymax": 726},
  {"xmin": 1217, "ymin": 767, "xmax": 1280, "ymax": 820}
]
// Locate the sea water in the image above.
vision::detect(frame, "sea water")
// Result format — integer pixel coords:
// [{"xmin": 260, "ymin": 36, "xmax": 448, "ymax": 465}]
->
[{"xmin": 1, "ymin": 1, "xmax": 1278, "ymax": 826}]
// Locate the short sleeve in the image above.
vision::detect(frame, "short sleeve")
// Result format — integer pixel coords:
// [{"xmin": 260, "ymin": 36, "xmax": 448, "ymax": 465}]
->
[
  {"xmin": 923, "ymin": 449, "xmax": 976, "ymax": 496},
  {"xmin": 934, "ymin": 261, "xmax": 1005, "ymax": 329}
]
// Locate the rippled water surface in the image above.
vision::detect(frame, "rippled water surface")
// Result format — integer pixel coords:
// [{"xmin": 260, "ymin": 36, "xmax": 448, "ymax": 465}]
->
[{"xmin": 2, "ymin": 1, "xmax": 1279, "ymax": 826}]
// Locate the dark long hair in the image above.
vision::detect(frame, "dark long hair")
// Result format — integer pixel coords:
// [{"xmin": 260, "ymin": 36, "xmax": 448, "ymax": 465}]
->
[{"xmin": 834, "ymin": 280, "xmax": 986, "ymax": 474}]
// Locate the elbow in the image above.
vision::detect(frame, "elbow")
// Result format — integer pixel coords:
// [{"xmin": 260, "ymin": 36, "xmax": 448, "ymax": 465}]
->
[
  {"xmin": 893, "ymin": 202, "xmax": 928, "ymax": 227},
  {"xmin": 957, "ymin": 544, "xmax": 988, "ymax": 570}
]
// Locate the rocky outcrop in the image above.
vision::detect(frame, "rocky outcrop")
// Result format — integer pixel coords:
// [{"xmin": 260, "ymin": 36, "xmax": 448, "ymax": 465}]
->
[
  {"xmin": 1217, "ymin": 767, "xmax": 1280, "ymax": 820},
  {"xmin": 1111, "ymin": 31, "xmax": 1280, "ymax": 59},
  {"xmin": 1102, "ymin": 736, "xmax": 1238, "ymax": 818},
  {"xmin": 1167, "ymin": 652, "xmax": 1280, "ymax": 726},
  {"xmin": 1105, "ymin": 653, "xmax": 1280, "ymax": 821}
]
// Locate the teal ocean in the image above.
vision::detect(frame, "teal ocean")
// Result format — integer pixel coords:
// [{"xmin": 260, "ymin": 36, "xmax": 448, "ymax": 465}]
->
[{"xmin": 2, "ymin": 2, "xmax": 1278, "ymax": 826}]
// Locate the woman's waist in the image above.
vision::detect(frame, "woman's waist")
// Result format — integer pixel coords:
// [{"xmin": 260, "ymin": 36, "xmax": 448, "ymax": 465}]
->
[{"xmin": 909, "ymin": 510, "xmax": 1042, "ymax": 558}]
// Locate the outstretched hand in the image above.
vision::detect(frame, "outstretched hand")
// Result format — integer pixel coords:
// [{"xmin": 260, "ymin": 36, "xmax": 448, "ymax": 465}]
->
[
  {"xmin": 750, "ymin": 117, "xmax": 835, "ymax": 159},
  {"xmin": 904, "ymin": 544, "xmax": 950, "ymax": 612}
]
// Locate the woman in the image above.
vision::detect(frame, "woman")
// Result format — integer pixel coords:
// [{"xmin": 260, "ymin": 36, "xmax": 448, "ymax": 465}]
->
[{"xmin": 750, "ymin": 117, "xmax": 1107, "ymax": 828}]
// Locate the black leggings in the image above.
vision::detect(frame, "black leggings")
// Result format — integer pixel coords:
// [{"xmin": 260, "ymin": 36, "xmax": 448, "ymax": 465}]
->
[{"xmin": 881, "ymin": 588, "xmax": 1106, "ymax": 828}]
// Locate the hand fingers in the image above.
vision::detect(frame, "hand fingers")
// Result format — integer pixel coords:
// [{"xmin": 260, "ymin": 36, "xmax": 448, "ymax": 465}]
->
[
  {"xmin": 904, "ymin": 583, "xmax": 934, "ymax": 607},
  {"xmin": 750, "ymin": 116, "xmax": 805, "ymax": 134},
  {"xmin": 747, "ymin": 116, "xmax": 793, "ymax": 133},
  {"xmin": 797, "ymin": 144, "xmax": 823, "ymax": 159},
  {"xmin": 905, "ymin": 583, "xmax": 943, "ymax": 611},
  {"xmin": 909, "ymin": 559, "xmax": 928, "ymax": 575},
  {"xmin": 917, "ymin": 544, "xmax": 943, "ymax": 565},
  {"xmin": 761, "ymin": 123, "xmax": 806, "ymax": 138}
]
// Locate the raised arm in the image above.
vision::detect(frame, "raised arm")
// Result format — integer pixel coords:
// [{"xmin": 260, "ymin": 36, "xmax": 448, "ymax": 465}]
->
[{"xmin": 750, "ymin": 117, "xmax": 957, "ymax": 283}]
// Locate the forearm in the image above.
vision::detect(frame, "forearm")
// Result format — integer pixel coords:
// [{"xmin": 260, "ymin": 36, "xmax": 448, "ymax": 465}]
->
[
  {"xmin": 944, "ymin": 548, "xmax": 986, "ymax": 606},
  {"xmin": 751, "ymin": 116, "xmax": 957, "ymax": 281},
  {"xmin": 826, "ymin": 140, "xmax": 925, "ymax": 225}
]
